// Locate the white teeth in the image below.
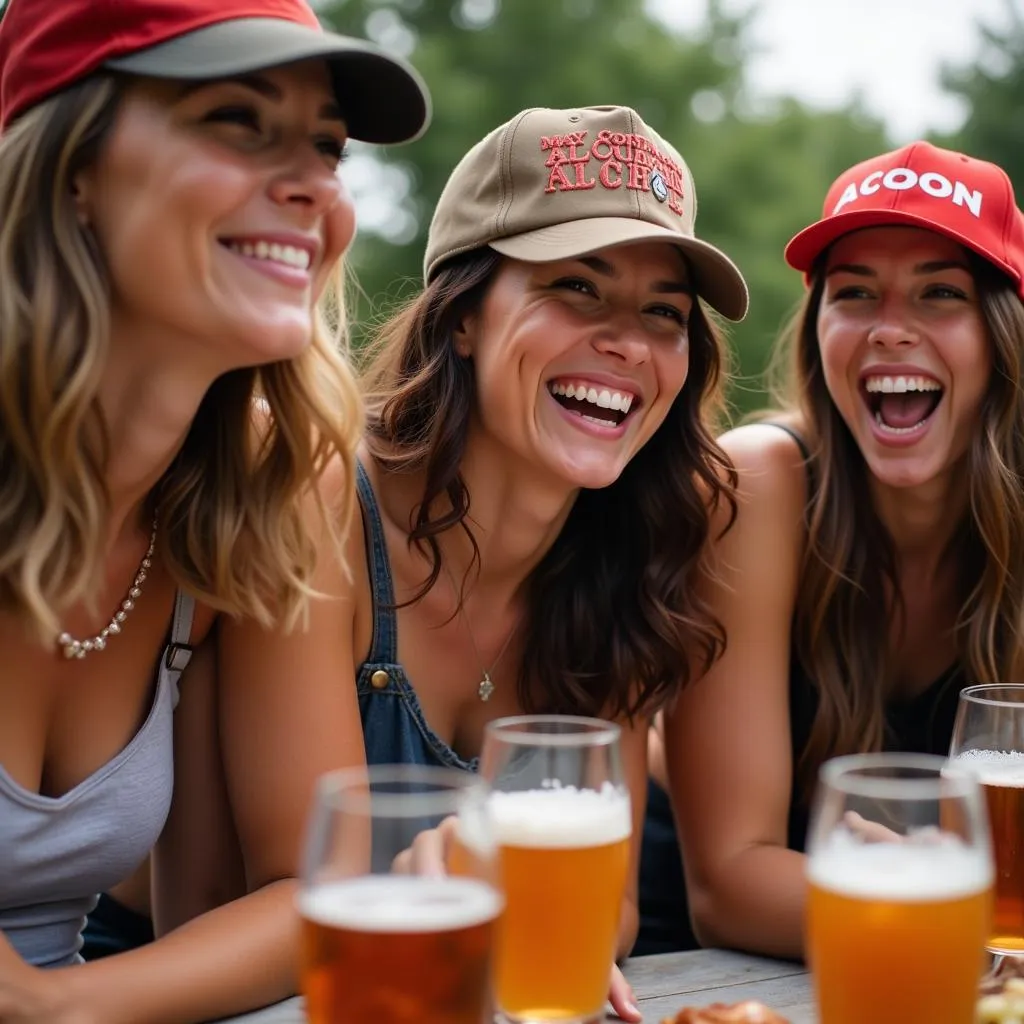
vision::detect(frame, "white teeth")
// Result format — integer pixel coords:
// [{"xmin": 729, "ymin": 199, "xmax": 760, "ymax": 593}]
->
[
  {"xmin": 874, "ymin": 410, "xmax": 929, "ymax": 435},
  {"xmin": 547, "ymin": 381, "xmax": 638, "ymax": 415},
  {"xmin": 227, "ymin": 240, "xmax": 311, "ymax": 271},
  {"xmin": 864, "ymin": 375, "xmax": 942, "ymax": 394}
]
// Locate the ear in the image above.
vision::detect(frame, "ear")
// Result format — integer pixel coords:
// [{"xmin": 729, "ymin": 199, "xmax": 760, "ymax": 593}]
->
[
  {"xmin": 70, "ymin": 167, "xmax": 95, "ymax": 228},
  {"xmin": 452, "ymin": 310, "xmax": 478, "ymax": 358}
]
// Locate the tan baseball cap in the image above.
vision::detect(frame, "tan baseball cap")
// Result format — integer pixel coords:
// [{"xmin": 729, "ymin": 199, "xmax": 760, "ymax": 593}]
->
[{"xmin": 424, "ymin": 105, "xmax": 748, "ymax": 321}]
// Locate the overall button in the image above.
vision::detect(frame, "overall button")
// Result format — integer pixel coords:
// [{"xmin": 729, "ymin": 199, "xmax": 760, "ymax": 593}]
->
[{"xmin": 370, "ymin": 669, "xmax": 390, "ymax": 690}]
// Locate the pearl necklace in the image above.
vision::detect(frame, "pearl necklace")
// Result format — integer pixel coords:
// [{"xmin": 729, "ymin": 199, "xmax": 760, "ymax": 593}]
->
[{"xmin": 57, "ymin": 519, "xmax": 157, "ymax": 660}]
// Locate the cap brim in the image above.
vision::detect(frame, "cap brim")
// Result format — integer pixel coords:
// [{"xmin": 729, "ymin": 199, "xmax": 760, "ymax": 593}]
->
[
  {"xmin": 489, "ymin": 218, "xmax": 748, "ymax": 321},
  {"xmin": 105, "ymin": 18, "xmax": 430, "ymax": 145},
  {"xmin": 785, "ymin": 209, "xmax": 1019, "ymax": 285}
]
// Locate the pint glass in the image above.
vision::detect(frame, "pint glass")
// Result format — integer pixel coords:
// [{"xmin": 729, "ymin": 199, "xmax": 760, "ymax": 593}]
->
[
  {"xmin": 949, "ymin": 683, "xmax": 1024, "ymax": 955},
  {"xmin": 478, "ymin": 715, "xmax": 631, "ymax": 1024},
  {"xmin": 806, "ymin": 753, "xmax": 993, "ymax": 1024},
  {"xmin": 299, "ymin": 765, "xmax": 502, "ymax": 1024}
]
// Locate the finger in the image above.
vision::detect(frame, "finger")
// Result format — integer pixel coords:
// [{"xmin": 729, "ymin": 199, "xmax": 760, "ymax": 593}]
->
[
  {"xmin": 607, "ymin": 963, "xmax": 642, "ymax": 1022},
  {"xmin": 408, "ymin": 828, "xmax": 448, "ymax": 878}
]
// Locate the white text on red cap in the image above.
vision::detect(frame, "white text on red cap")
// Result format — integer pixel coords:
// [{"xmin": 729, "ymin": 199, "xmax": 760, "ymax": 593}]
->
[{"xmin": 832, "ymin": 167, "xmax": 983, "ymax": 219}]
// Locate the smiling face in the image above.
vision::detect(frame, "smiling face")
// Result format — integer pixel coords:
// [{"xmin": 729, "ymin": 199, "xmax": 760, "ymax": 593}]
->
[
  {"xmin": 459, "ymin": 240, "xmax": 694, "ymax": 490},
  {"xmin": 73, "ymin": 59, "xmax": 355, "ymax": 375},
  {"xmin": 817, "ymin": 225, "xmax": 992, "ymax": 489}
]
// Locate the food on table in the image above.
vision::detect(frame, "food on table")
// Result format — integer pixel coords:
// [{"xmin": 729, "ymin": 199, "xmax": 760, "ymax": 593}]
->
[
  {"xmin": 660, "ymin": 1000, "xmax": 790, "ymax": 1023},
  {"xmin": 978, "ymin": 975, "xmax": 1024, "ymax": 1023}
]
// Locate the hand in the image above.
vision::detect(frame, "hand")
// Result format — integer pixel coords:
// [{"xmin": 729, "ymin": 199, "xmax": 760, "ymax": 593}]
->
[
  {"xmin": 0, "ymin": 934, "xmax": 90, "ymax": 1024},
  {"xmin": 390, "ymin": 815, "xmax": 460, "ymax": 877},
  {"xmin": 609, "ymin": 962, "xmax": 642, "ymax": 1021}
]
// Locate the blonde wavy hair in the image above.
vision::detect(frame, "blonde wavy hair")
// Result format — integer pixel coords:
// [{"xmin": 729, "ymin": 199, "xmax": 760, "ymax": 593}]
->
[
  {"xmin": 0, "ymin": 74, "xmax": 362, "ymax": 645},
  {"xmin": 767, "ymin": 254, "xmax": 1024, "ymax": 799}
]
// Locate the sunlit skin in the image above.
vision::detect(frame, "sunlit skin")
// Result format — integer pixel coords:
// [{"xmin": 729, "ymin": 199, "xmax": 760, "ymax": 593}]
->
[
  {"xmin": 818, "ymin": 227, "xmax": 991, "ymax": 505},
  {"xmin": 459, "ymin": 241, "xmax": 694, "ymax": 501},
  {"xmin": 69, "ymin": 59, "xmax": 357, "ymax": 539}
]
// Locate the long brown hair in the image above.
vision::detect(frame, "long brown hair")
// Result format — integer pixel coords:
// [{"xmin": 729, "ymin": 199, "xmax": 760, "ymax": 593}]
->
[
  {"xmin": 0, "ymin": 74, "xmax": 361, "ymax": 644},
  {"xmin": 360, "ymin": 247, "xmax": 736, "ymax": 721},
  {"xmin": 769, "ymin": 255, "xmax": 1024, "ymax": 798}
]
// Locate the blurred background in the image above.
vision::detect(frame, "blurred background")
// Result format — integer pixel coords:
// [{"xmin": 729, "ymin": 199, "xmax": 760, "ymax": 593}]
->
[{"xmin": 318, "ymin": 0, "xmax": 1024, "ymax": 418}]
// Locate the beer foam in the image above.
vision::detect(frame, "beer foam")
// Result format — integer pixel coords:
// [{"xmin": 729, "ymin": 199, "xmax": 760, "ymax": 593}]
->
[
  {"xmin": 299, "ymin": 875, "xmax": 502, "ymax": 933},
  {"xmin": 488, "ymin": 784, "xmax": 631, "ymax": 848},
  {"xmin": 809, "ymin": 834, "xmax": 992, "ymax": 902},
  {"xmin": 951, "ymin": 749, "xmax": 1024, "ymax": 788}
]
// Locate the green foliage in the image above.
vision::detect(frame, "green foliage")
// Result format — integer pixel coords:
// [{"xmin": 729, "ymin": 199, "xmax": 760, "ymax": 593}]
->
[
  {"xmin": 940, "ymin": 1, "xmax": 1024, "ymax": 195},
  {"xmin": 323, "ymin": 0, "xmax": 891, "ymax": 415}
]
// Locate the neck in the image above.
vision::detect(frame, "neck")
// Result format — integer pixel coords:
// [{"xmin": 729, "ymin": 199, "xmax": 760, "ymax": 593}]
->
[
  {"xmin": 385, "ymin": 424, "xmax": 580, "ymax": 605},
  {"xmin": 870, "ymin": 467, "xmax": 969, "ymax": 580},
  {"xmin": 99, "ymin": 317, "xmax": 223, "ymax": 551}
]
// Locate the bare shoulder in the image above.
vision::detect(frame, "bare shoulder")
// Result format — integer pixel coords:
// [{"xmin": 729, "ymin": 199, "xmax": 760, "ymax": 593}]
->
[{"xmin": 719, "ymin": 420, "xmax": 809, "ymax": 503}]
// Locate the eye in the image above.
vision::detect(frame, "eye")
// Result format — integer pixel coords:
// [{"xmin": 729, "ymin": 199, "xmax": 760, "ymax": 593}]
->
[
  {"xmin": 922, "ymin": 283, "xmax": 969, "ymax": 300},
  {"xmin": 644, "ymin": 302, "xmax": 689, "ymax": 326},
  {"xmin": 551, "ymin": 276, "xmax": 598, "ymax": 297},
  {"xmin": 315, "ymin": 136, "xmax": 349, "ymax": 166},
  {"xmin": 203, "ymin": 105, "xmax": 262, "ymax": 131},
  {"xmin": 829, "ymin": 284, "xmax": 873, "ymax": 301}
]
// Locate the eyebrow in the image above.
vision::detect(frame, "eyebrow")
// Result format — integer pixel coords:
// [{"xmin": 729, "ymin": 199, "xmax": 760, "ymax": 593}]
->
[
  {"xmin": 178, "ymin": 74, "xmax": 345, "ymax": 122},
  {"xmin": 577, "ymin": 255, "xmax": 692, "ymax": 294},
  {"xmin": 825, "ymin": 259, "xmax": 972, "ymax": 277}
]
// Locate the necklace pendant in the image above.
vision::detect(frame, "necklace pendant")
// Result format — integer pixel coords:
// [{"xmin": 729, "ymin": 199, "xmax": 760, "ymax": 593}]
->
[{"xmin": 478, "ymin": 672, "xmax": 495, "ymax": 702}]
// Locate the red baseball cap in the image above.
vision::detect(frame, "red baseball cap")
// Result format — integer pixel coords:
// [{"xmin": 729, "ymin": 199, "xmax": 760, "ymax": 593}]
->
[
  {"xmin": 784, "ymin": 141, "xmax": 1024, "ymax": 299},
  {"xmin": 0, "ymin": 0, "xmax": 431, "ymax": 145}
]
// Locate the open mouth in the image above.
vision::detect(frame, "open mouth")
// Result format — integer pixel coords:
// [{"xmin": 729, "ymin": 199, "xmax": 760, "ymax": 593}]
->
[
  {"xmin": 862, "ymin": 374, "xmax": 944, "ymax": 435},
  {"xmin": 547, "ymin": 380, "xmax": 640, "ymax": 428}
]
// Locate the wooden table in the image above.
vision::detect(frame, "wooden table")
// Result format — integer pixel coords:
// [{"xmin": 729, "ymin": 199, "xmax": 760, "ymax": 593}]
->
[{"xmin": 213, "ymin": 949, "xmax": 815, "ymax": 1022}]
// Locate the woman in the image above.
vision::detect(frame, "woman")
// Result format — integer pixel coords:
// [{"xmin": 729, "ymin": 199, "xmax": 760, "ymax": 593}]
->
[
  {"xmin": 348, "ymin": 104, "xmax": 748, "ymax": 1018},
  {"xmin": 0, "ymin": 0, "xmax": 429, "ymax": 1020},
  {"xmin": 656, "ymin": 141, "xmax": 1024, "ymax": 959}
]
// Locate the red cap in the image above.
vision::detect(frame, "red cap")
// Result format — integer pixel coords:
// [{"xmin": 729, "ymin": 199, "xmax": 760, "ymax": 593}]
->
[
  {"xmin": 784, "ymin": 141, "xmax": 1024, "ymax": 300},
  {"xmin": 0, "ymin": 0, "xmax": 431, "ymax": 145}
]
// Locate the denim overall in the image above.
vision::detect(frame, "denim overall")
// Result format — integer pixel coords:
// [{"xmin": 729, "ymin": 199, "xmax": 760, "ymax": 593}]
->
[{"xmin": 356, "ymin": 463, "xmax": 479, "ymax": 773}]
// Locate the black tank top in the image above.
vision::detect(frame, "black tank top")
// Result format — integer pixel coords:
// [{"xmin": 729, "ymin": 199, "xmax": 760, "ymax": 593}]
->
[{"xmin": 635, "ymin": 423, "xmax": 962, "ymax": 956}]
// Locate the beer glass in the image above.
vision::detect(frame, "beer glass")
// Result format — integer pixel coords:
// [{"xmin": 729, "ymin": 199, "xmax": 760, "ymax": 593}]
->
[
  {"xmin": 298, "ymin": 764, "xmax": 502, "ymax": 1024},
  {"xmin": 949, "ymin": 683, "xmax": 1024, "ymax": 955},
  {"xmin": 478, "ymin": 715, "xmax": 631, "ymax": 1024},
  {"xmin": 806, "ymin": 753, "xmax": 993, "ymax": 1024}
]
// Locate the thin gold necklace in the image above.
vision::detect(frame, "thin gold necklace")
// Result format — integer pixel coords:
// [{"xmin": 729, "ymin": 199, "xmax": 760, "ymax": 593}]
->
[{"xmin": 442, "ymin": 562, "xmax": 517, "ymax": 702}]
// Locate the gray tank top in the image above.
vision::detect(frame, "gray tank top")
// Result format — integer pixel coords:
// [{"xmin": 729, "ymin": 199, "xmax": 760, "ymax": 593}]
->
[{"xmin": 0, "ymin": 590, "xmax": 195, "ymax": 967}]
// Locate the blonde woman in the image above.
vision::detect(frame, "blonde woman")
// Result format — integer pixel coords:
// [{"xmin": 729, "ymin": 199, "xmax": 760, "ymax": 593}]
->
[
  {"xmin": 0, "ymin": 0, "xmax": 428, "ymax": 1020},
  {"xmin": 659, "ymin": 142, "xmax": 1024, "ymax": 958}
]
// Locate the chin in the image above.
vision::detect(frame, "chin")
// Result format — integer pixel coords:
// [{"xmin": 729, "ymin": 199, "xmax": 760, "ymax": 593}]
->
[{"xmin": 228, "ymin": 318, "xmax": 315, "ymax": 366}]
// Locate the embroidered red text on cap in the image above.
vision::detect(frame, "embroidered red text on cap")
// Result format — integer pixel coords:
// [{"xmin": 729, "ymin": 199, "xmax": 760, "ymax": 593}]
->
[{"xmin": 539, "ymin": 130, "xmax": 686, "ymax": 216}]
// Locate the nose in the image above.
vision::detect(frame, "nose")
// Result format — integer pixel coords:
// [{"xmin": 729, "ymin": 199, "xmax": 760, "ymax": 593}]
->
[
  {"xmin": 868, "ymin": 296, "xmax": 921, "ymax": 348},
  {"xmin": 266, "ymin": 145, "xmax": 346, "ymax": 215},
  {"xmin": 591, "ymin": 319, "xmax": 652, "ymax": 366}
]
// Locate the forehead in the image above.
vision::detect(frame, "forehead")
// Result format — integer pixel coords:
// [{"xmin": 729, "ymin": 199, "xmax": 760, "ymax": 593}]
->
[{"xmin": 825, "ymin": 225, "xmax": 971, "ymax": 269}]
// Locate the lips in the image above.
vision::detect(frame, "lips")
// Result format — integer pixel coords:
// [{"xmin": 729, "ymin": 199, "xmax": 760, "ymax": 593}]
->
[
  {"xmin": 861, "ymin": 372, "xmax": 944, "ymax": 435},
  {"xmin": 546, "ymin": 379, "xmax": 640, "ymax": 427}
]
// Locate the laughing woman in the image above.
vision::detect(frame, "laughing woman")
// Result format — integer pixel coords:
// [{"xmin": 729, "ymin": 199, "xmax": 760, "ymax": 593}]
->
[
  {"xmin": 0, "ymin": 0, "xmax": 428, "ymax": 1020},
  {"xmin": 659, "ymin": 142, "xmax": 1024, "ymax": 959},
  {"xmin": 345, "ymin": 104, "xmax": 748, "ymax": 1019}
]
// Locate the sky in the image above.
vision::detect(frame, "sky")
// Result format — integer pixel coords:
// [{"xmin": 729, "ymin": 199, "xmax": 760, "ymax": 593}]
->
[{"xmin": 651, "ymin": 0, "xmax": 1019, "ymax": 141}]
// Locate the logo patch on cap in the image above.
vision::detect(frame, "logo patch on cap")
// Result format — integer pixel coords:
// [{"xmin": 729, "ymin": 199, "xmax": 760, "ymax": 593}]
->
[{"xmin": 538, "ymin": 129, "xmax": 686, "ymax": 216}]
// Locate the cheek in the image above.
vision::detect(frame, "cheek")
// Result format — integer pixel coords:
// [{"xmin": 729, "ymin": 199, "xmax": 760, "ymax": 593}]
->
[{"xmin": 313, "ymin": 188, "xmax": 357, "ymax": 296}]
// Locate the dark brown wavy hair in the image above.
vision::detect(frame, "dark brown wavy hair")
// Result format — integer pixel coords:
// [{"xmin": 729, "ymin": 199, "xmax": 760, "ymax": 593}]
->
[
  {"xmin": 769, "ymin": 254, "xmax": 1024, "ymax": 799},
  {"xmin": 360, "ymin": 248, "xmax": 737, "ymax": 721}
]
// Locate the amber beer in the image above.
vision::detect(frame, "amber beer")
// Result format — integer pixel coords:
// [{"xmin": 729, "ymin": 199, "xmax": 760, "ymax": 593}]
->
[
  {"xmin": 488, "ymin": 786, "xmax": 631, "ymax": 1023},
  {"xmin": 951, "ymin": 750, "xmax": 1024, "ymax": 953},
  {"xmin": 299, "ymin": 874, "xmax": 502, "ymax": 1024},
  {"xmin": 807, "ymin": 839, "xmax": 992, "ymax": 1024}
]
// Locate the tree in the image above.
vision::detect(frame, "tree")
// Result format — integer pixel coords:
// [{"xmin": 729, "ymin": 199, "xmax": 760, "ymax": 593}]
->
[
  {"xmin": 323, "ymin": 0, "xmax": 892, "ymax": 414},
  {"xmin": 940, "ymin": 0, "xmax": 1024, "ymax": 194}
]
